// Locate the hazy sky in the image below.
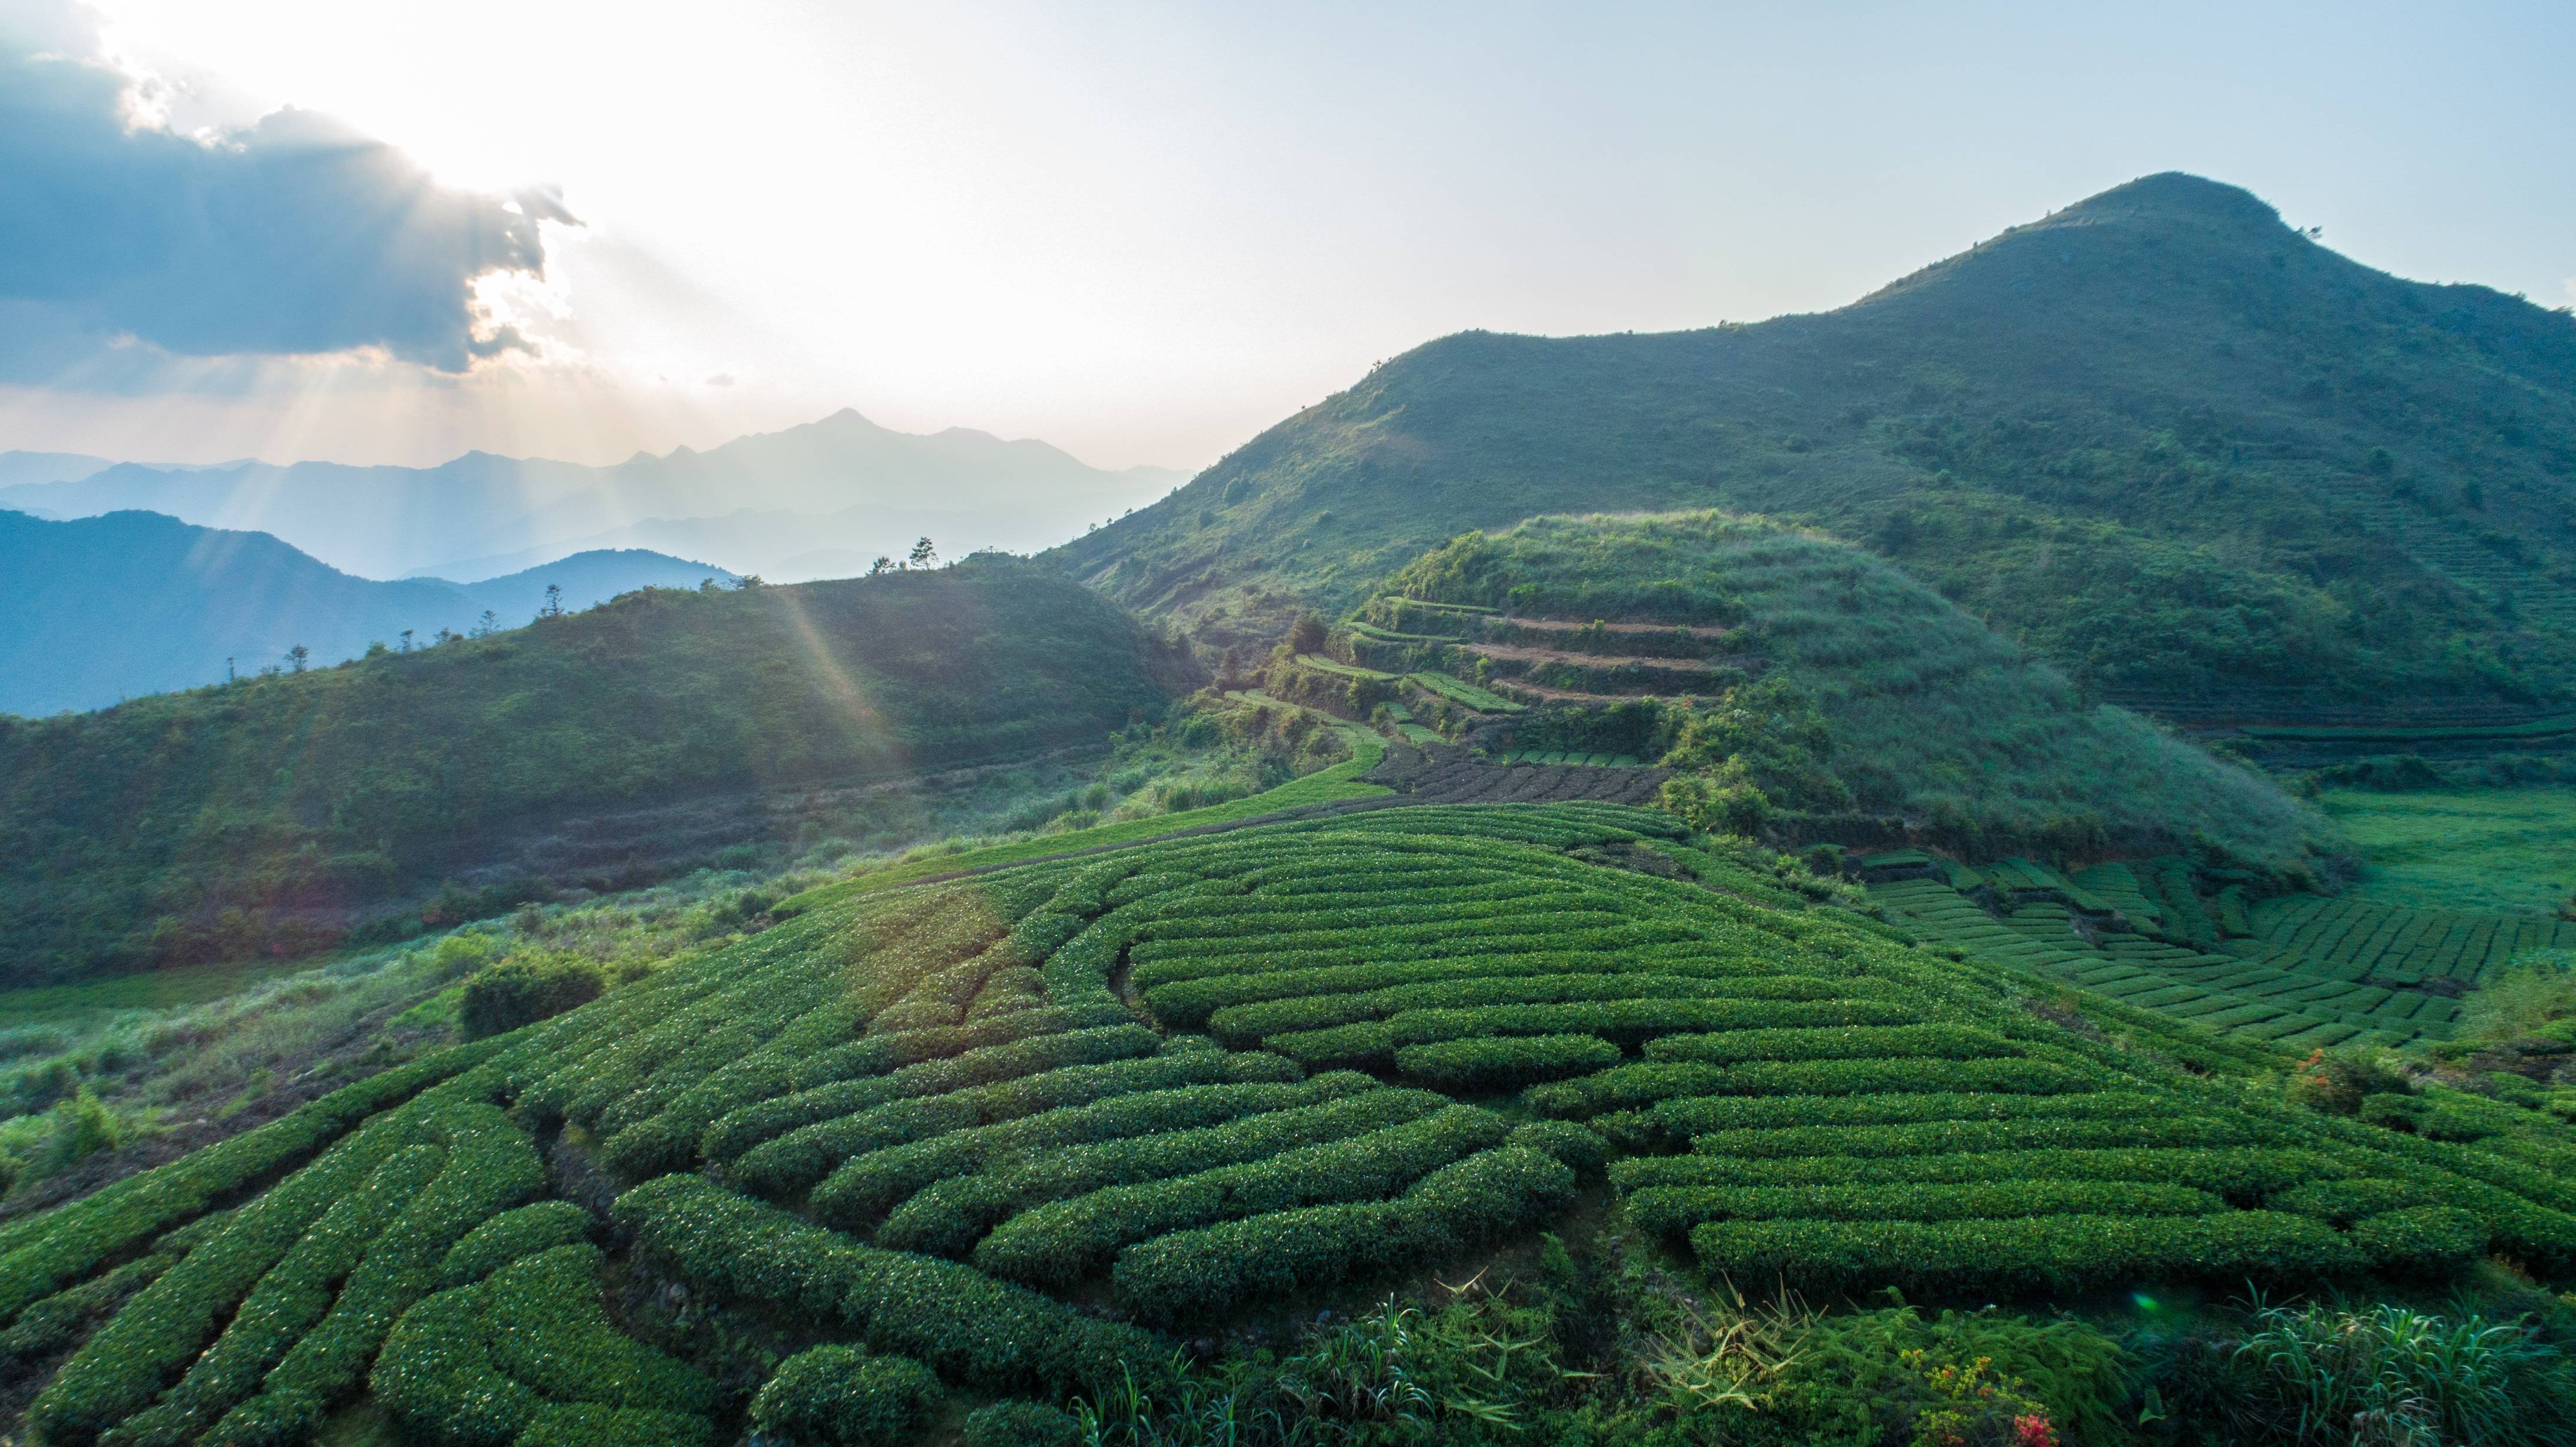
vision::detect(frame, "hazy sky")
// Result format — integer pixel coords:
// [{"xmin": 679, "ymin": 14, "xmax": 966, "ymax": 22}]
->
[{"xmin": 2, "ymin": 0, "xmax": 2570, "ymax": 471}]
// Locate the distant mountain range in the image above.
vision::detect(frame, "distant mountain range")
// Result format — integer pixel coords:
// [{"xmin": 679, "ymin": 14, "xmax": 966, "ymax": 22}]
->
[
  {"xmin": 0, "ymin": 409, "xmax": 1187, "ymax": 582},
  {"xmin": 0, "ymin": 510, "xmax": 735, "ymax": 715}
]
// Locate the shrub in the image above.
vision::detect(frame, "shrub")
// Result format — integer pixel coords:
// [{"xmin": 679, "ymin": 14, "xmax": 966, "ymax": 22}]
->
[
  {"xmin": 748, "ymin": 1346, "xmax": 942, "ymax": 1447},
  {"xmin": 701, "ymin": 1024, "xmax": 1165, "ymax": 1167},
  {"xmin": 90, "ymin": 1141, "xmax": 451, "ymax": 1446},
  {"xmin": 1615, "ymin": 1147, "xmax": 2334, "ymax": 1207},
  {"xmin": 2349, "ymin": 1205, "xmax": 2491, "ymax": 1274},
  {"xmin": 808, "ymin": 1076, "xmax": 1362, "ymax": 1233},
  {"xmin": 0, "ymin": 1253, "xmax": 173, "ymax": 1373},
  {"xmin": 460, "ymin": 953, "xmax": 605, "ymax": 1040},
  {"xmin": 1396, "ymin": 1033, "xmax": 1622, "ymax": 1089},
  {"xmin": 612, "ymin": 1174, "xmax": 1161, "ymax": 1395},
  {"xmin": 723, "ymin": 1042, "xmax": 1273, "ymax": 1200},
  {"xmin": 1646, "ymin": 1089, "xmax": 2166, "ymax": 1135},
  {"xmin": 1111, "ymin": 1147, "xmax": 1577, "ymax": 1318},
  {"xmin": 2267, "ymin": 1177, "xmax": 2436, "ymax": 1227},
  {"xmin": 31, "ymin": 1106, "xmax": 456, "ymax": 1443},
  {"xmin": 1760, "ymin": 1307, "xmax": 2128, "ymax": 1447},
  {"xmin": 1268, "ymin": 996, "xmax": 1916, "ymax": 1065},
  {"xmin": 1639, "ymin": 1023, "xmax": 2017, "ymax": 1063},
  {"xmin": 1689, "ymin": 1114, "xmax": 2285, "ymax": 1159},
  {"xmin": 438, "ymin": 1201, "xmax": 593, "ymax": 1289},
  {"xmin": 1628, "ymin": 1179, "xmax": 2223, "ymax": 1238},
  {"xmin": 877, "ymin": 1088, "xmax": 1442, "ymax": 1258},
  {"xmin": 0, "ymin": 1040, "xmax": 500, "ymax": 1330},
  {"xmin": 372, "ymin": 1244, "xmax": 715, "ymax": 1447},
  {"xmin": 2283, "ymin": 1046, "xmax": 2413, "ymax": 1115},
  {"xmin": 1505, "ymin": 1120, "xmax": 1609, "ymax": 1177},
  {"xmin": 512, "ymin": 1404, "xmax": 712, "ymax": 1447},
  {"xmin": 2461, "ymin": 954, "xmax": 2576, "ymax": 1042},
  {"xmin": 2212, "ymin": 1302, "xmax": 2576, "ymax": 1447},
  {"xmin": 207, "ymin": 1102, "xmax": 547, "ymax": 1444},
  {"xmin": 963, "ymin": 1401, "xmax": 1084, "ymax": 1447},
  {"xmin": 1691, "ymin": 1211, "xmax": 2360, "ymax": 1296},
  {"xmin": 972, "ymin": 1106, "xmax": 1512, "ymax": 1290},
  {"xmin": 27, "ymin": 1088, "xmax": 127, "ymax": 1182},
  {"xmin": 1204, "ymin": 969, "xmax": 1791, "ymax": 1043}
]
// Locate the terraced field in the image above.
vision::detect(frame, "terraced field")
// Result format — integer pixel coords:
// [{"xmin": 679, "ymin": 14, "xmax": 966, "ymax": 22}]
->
[
  {"xmin": 14, "ymin": 802, "xmax": 2576, "ymax": 1443},
  {"xmin": 1404, "ymin": 669, "xmax": 1525, "ymax": 713},
  {"xmin": 1867, "ymin": 854, "xmax": 2576, "ymax": 1050}
]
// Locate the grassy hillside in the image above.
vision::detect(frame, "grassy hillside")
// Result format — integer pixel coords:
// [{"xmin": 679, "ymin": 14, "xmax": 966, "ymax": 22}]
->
[
  {"xmin": 1316, "ymin": 512, "xmax": 2328, "ymax": 865},
  {"xmin": 1057, "ymin": 172, "xmax": 2576, "ymax": 721},
  {"xmin": 0, "ymin": 558, "xmax": 1188, "ymax": 985},
  {"xmin": 11, "ymin": 802, "xmax": 2576, "ymax": 1445},
  {"xmin": 2318, "ymin": 785, "xmax": 2576, "ymax": 914}
]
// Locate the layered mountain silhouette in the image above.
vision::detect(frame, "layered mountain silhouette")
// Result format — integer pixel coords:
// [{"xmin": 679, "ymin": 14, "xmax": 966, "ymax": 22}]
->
[
  {"xmin": 0, "ymin": 509, "xmax": 735, "ymax": 715},
  {"xmin": 0, "ymin": 409, "xmax": 1184, "ymax": 581},
  {"xmin": 1055, "ymin": 173, "xmax": 2576, "ymax": 719}
]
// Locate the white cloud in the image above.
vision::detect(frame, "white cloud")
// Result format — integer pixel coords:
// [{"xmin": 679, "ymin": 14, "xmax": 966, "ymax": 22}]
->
[{"xmin": 0, "ymin": 1, "xmax": 576, "ymax": 382}]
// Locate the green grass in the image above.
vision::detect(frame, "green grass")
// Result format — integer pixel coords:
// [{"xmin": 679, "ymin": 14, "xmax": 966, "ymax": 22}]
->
[
  {"xmin": 2320, "ymin": 787, "xmax": 2576, "ymax": 914},
  {"xmin": 0, "ymin": 957, "xmax": 313, "ymax": 1021}
]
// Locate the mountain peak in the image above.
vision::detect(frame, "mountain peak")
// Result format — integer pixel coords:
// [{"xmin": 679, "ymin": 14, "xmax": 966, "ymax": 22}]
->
[{"xmin": 2058, "ymin": 171, "xmax": 2285, "ymax": 232}]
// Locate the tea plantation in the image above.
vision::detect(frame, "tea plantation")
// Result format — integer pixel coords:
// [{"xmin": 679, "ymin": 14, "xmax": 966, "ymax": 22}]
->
[
  {"xmin": 1867, "ymin": 852, "xmax": 2576, "ymax": 1049},
  {"xmin": 11, "ymin": 800, "xmax": 2576, "ymax": 1443},
  {"xmin": 1294, "ymin": 511, "xmax": 2330, "ymax": 868}
]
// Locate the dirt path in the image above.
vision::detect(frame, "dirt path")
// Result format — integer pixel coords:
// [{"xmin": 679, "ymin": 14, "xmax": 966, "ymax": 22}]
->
[
  {"xmin": 1495, "ymin": 681, "xmax": 1707, "ymax": 703},
  {"xmin": 1462, "ymin": 641, "xmax": 1729, "ymax": 670},
  {"xmin": 1501, "ymin": 616, "xmax": 1733, "ymax": 639}
]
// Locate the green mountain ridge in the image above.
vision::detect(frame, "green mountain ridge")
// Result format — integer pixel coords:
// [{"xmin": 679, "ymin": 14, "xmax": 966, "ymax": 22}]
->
[
  {"xmin": 1055, "ymin": 172, "xmax": 2576, "ymax": 718},
  {"xmin": 0, "ymin": 559, "xmax": 1188, "ymax": 985}
]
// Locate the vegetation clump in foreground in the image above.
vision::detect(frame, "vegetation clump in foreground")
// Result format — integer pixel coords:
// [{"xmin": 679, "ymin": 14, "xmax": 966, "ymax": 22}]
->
[{"xmin": 11, "ymin": 798, "xmax": 2576, "ymax": 1443}]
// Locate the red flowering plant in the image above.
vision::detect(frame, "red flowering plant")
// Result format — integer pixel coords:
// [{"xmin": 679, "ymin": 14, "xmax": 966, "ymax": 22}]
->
[{"xmin": 1901, "ymin": 1350, "xmax": 2058, "ymax": 1447}]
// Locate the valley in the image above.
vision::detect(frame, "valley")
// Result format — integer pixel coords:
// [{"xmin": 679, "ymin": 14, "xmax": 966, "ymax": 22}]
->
[{"xmin": 5, "ymin": 168, "xmax": 2576, "ymax": 1447}]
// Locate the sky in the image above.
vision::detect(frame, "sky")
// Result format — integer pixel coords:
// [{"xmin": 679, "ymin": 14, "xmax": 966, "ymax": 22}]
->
[{"xmin": 1, "ymin": 0, "xmax": 2570, "ymax": 473}]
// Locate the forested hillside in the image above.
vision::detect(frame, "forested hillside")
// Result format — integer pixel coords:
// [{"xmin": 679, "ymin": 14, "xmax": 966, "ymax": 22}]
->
[
  {"xmin": 0, "ymin": 559, "xmax": 1188, "ymax": 984},
  {"xmin": 1058, "ymin": 173, "xmax": 2576, "ymax": 721}
]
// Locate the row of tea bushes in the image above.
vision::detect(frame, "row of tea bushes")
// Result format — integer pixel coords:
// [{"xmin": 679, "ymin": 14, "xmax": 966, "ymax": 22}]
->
[
  {"xmin": 33, "ymin": 1093, "xmax": 541, "ymax": 1447},
  {"xmin": 374, "ymin": 1244, "xmax": 716, "ymax": 1447},
  {"xmin": 613, "ymin": 1174, "xmax": 1157, "ymax": 1396},
  {"xmin": 0, "ymin": 1038, "xmax": 504, "ymax": 1329}
]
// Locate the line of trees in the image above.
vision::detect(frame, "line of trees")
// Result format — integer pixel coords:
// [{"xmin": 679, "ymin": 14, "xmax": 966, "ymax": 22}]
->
[
  {"xmin": 227, "ymin": 573, "xmax": 781, "ymax": 688},
  {"xmin": 870, "ymin": 537, "xmax": 941, "ymax": 575}
]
